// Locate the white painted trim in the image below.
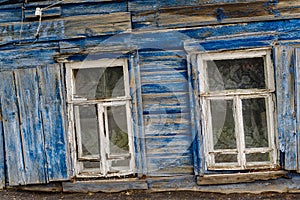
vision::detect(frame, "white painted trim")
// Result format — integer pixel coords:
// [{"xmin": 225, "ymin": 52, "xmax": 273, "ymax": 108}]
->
[
  {"xmin": 198, "ymin": 48, "xmax": 277, "ymax": 170},
  {"xmin": 65, "ymin": 58, "xmax": 135, "ymax": 177}
]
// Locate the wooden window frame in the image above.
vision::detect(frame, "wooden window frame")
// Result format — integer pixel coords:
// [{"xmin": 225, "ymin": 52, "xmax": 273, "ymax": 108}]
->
[
  {"xmin": 198, "ymin": 48, "xmax": 278, "ymax": 170},
  {"xmin": 66, "ymin": 58, "xmax": 135, "ymax": 177}
]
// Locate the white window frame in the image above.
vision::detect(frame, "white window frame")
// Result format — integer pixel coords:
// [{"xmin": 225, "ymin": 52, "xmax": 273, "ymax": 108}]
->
[
  {"xmin": 198, "ymin": 48, "xmax": 278, "ymax": 170},
  {"xmin": 66, "ymin": 58, "xmax": 135, "ymax": 177}
]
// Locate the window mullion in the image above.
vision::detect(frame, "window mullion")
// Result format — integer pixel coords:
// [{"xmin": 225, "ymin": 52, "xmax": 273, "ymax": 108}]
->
[
  {"xmin": 234, "ymin": 96, "xmax": 246, "ymax": 168},
  {"xmin": 97, "ymin": 104, "xmax": 107, "ymax": 175}
]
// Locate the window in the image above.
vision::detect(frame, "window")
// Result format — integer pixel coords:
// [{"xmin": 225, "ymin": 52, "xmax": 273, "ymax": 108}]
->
[
  {"xmin": 198, "ymin": 49, "xmax": 277, "ymax": 170},
  {"xmin": 66, "ymin": 59, "xmax": 135, "ymax": 177}
]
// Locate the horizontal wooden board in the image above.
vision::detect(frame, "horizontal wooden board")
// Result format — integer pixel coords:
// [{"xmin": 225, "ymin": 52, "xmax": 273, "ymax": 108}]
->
[
  {"xmin": 0, "ymin": 8, "xmax": 21, "ymax": 23},
  {"xmin": 141, "ymin": 82, "xmax": 189, "ymax": 94},
  {"xmin": 145, "ymin": 135, "xmax": 192, "ymax": 155},
  {"xmin": 63, "ymin": 179, "xmax": 148, "ymax": 193},
  {"xmin": 0, "ymin": 46, "xmax": 58, "ymax": 69},
  {"xmin": 139, "ymin": 60, "xmax": 187, "ymax": 72},
  {"xmin": 197, "ymin": 171, "xmax": 287, "ymax": 185},
  {"xmin": 132, "ymin": 1, "xmax": 300, "ymax": 30},
  {"xmin": 64, "ymin": 12, "xmax": 131, "ymax": 38},
  {"xmin": 61, "ymin": 1, "xmax": 127, "ymax": 17},
  {"xmin": 0, "ymin": 12, "xmax": 131, "ymax": 45},
  {"xmin": 141, "ymin": 70, "xmax": 188, "ymax": 83},
  {"xmin": 142, "ymin": 93, "xmax": 190, "ymax": 113},
  {"xmin": 146, "ymin": 156, "xmax": 194, "ymax": 175}
]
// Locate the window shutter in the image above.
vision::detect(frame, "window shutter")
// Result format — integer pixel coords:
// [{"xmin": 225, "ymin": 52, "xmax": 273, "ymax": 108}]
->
[
  {"xmin": 0, "ymin": 65, "xmax": 70, "ymax": 186},
  {"xmin": 275, "ymin": 45, "xmax": 297, "ymax": 170},
  {"xmin": 37, "ymin": 64, "xmax": 70, "ymax": 181}
]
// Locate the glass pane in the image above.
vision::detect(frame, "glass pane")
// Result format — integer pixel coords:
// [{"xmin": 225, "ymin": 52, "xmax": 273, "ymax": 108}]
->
[
  {"xmin": 110, "ymin": 159, "xmax": 130, "ymax": 172},
  {"xmin": 82, "ymin": 161, "xmax": 100, "ymax": 169},
  {"xmin": 246, "ymin": 153, "xmax": 270, "ymax": 162},
  {"xmin": 73, "ymin": 66, "xmax": 124, "ymax": 99},
  {"xmin": 210, "ymin": 99, "xmax": 236, "ymax": 150},
  {"xmin": 242, "ymin": 98, "xmax": 268, "ymax": 148},
  {"xmin": 207, "ymin": 57, "xmax": 265, "ymax": 91},
  {"xmin": 76, "ymin": 105, "xmax": 100, "ymax": 157},
  {"xmin": 215, "ymin": 154, "xmax": 238, "ymax": 163},
  {"xmin": 107, "ymin": 105, "xmax": 130, "ymax": 156}
]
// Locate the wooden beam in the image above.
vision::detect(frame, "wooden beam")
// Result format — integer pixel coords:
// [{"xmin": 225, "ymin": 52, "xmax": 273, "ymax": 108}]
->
[
  {"xmin": 62, "ymin": 179, "xmax": 148, "ymax": 193},
  {"xmin": 0, "ymin": 12, "xmax": 131, "ymax": 45},
  {"xmin": 132, "ymin": 1, "xmax": 300, "ymax": 30},
  {"xmin": 197, "ymin": 171, "xmax": 287, "ymax": 185}
]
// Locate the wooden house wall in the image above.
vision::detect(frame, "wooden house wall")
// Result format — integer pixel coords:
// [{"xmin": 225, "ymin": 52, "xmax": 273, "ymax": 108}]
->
[{"xmin": 0, "ymin": 0, "xmax": 300, "ymax": 188}]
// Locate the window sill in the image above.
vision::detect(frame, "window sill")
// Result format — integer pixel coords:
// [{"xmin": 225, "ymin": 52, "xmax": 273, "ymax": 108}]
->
[{"xmin": 197, "ymin": 170, "xmax": 287, "ymax": 185}]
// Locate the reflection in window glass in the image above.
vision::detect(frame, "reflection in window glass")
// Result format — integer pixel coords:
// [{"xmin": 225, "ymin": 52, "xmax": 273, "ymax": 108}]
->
[
  {"xmin": 215, "ymin": 154, "xmax": 238, "ymax": 163},
  {"xmin": 73, "ymin": 66, "xmax": 124, "ymax": 99},
  {"xmin": 76, "ymin": 105, "xmax": 99, "ymax": 157},
  {"xmin": 207, "ymin": 57, "xmax": 265, "ymax": 91},
  {"xmin": 246, "ymin": 153, "xmax": 270, "ymax": 162},
  {"xmin": 242, "ymin": 98, "xmax": 268, "ymax": 148},
  {"xmin": 107, "ymin": 105, "xmax": 129, "ymax": 156},
  {"xmin": 210, "ymin": 99, "xmax": 236, "ymax": 150}
]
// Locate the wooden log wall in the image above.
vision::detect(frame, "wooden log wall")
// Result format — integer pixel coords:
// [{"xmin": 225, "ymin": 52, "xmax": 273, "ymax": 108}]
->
[{"xmin": 0, "ymin": 0, "xmax": 300, "ymax": 188}]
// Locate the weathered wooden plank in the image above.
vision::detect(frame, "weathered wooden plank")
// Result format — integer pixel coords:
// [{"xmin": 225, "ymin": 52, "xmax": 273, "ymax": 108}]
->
[
  {"xmin": 142, "ymin": 93, "xmax": 190, "ymax": 115},
  {"xmin": 0, "ymin": 71, "xmax": 25, "ymax": 186},
  {"xmin": 128, "ymin": 0, "xmax": 200, "ymax": 12},
  {"xmin": 144, "ymin": 113, "xmax": 191, "ymax": 136},
  {"xmin": 37, "ymin": 65, "xmax": 69, "ymax": 181},
  {"xmin": 131, "ymin": 1, "xmax": 300, "ymax": 30},
  {"xmin": 141, "ymin": 82, "xmax": 188, "ymax": 94},
  {"xmin": 0, "ymin": 8, "xmax": 21, "ymax": 23},
  {"xmin": 62, "ymin": 179, "xmax": 148, "ymax": 193},
  {"xmin": 275, "ymin": 45, "xmax": 297, "ymax": 170},
  {"xmin": 61, "ymin": 1, "xmax": 127, "ymax": 17},
  {"xmin": 17, "ymin": 182, "xmax": 62, "ymax": 192},
  {"xmin": 184, "ymin": 35, "xmax": 275, "ymax": 53},
  {"xmin": 0, "ymin": 45, "xmax": 58, "ymax": 68},
  {"xmin": 139, "ymin": 60, "xmax": 187, "ymax": 72},
  {"xmin": 0, "ymin": 12, "xmax": 131, "ymax": 45},
  {"xmin": 295, "ymin": 47, "xmax": 300, "ymax": 172},
  {"xmin": 64, "ymin": 12, "xmax": 131, "ymax": 38},
  {"xmin": 146, "ymin": 156, "xmax": 193, "ymax": 175},
  {"xmin": 140, "ymin": 70, "xmax": 188, "ymax": 83},
  {"xmin": 128, "ymin": 52, "xmax": 147, "ymax": 176},
  {"xmin": 197, "ymin": 171, "xmax": 287, "ymax": 185},
  {"xmin": 188, "ymin": 54, "xmax": 203, "ymax": 175},
  {"xmin": 146, "ymin": 135, "xmax": 192, "ymax": 155},
  {"xmin": 0, "ymin": 99, "xmax": 4, "ymax": 189},
  {"xmin": 14, "ymin": 68, "xmax": 47, "ymax": 184}
]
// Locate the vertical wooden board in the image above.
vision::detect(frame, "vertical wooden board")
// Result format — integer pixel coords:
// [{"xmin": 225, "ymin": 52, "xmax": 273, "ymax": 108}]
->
[
  {"xmin": 0, "ymin": 71, "xmax": 25, "ymax": 186},
  {"xmin": 37, "ymin": 65, "xmax": 69, "ymax": 181},
  {"xmin": 188, "ymin": 54, "xmax": 203, "ymax": 175},
  {"xmin": 0, "ymin": 100, "xmax": 5, "ymax": 188},
  {"xmin": 275, "ymin": 46, "xmax": 297, "ymax": 170},
  {"xmin": 14, "ymin": 69, "xmax": 47, "ymax": 184},
  {"xmin": 128, "ymin": 53, "xmax": 147, "ymax": 176},
  {"xmin": 296, "ymin": 48, "xmax": 300, "ymax": 172}
]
